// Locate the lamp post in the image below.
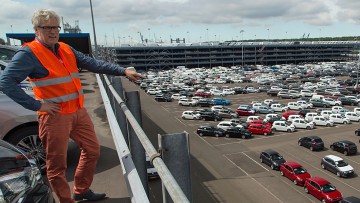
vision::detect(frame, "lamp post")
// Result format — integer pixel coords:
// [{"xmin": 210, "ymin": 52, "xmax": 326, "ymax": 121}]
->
[
  {"xmin": 89, "ymin": 0, "xmax": 98, "ymax": 58},
  {"xmin": 240, "ymin": 30, "xmax": 245, "ymax": 67}
]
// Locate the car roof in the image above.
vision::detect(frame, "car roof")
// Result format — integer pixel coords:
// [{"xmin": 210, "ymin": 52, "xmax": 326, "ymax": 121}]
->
[
  {"xmin": 335, "ymin": 140, "xmax": 356, "ymax": 145},
  {"xmin": 262, "ymin": 149, "xmax": 280, "ymax": 155},
  {"xmin": 305, "ymin": 135, "xmax": 321, "ymax": 139},
  {"xmin": 324, "ymin": 155, "xmax": 343, "ymax": 161},
  {"xmin": 308, "ymin": 177, "xmax": 330, "ymax": 185},
  {"xmin": 284, "ymin": 161, "xmax": 302, "ymax": 168}
]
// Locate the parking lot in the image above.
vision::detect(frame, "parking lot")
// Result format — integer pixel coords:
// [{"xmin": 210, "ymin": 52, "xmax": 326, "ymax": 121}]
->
[{"xmin": 136, "ymin": 81, "xmax": 360, "ymax": 203}]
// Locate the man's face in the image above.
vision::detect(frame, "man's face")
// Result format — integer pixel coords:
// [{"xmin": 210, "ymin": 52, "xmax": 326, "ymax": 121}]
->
[{"xmin": 34, "ymin": 17, "xmax": 60, "ymax": 48}]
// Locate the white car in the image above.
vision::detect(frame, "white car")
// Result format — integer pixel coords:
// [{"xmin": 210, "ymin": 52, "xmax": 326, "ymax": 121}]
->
[
  {"xmin": 211, "ymin": 105, "xmax": 226, "ymax": 112},
  {"xmin": 211, "ymin": 89, "xmax": 225, "ymax": 97},
  {"xmin": 263, "ymin": 99, "xmax": 275, "ymax": 106},
  {"xmin": 146, "ymin": 89, "xmax": 162, "ymax": 95},
  {"xmin": 222, "ymin": 89, "xmax": 235, "ymax": 95},
  {"xmin": 246, "ymin": 116, "xmax": 261, "ymax": 123},
  {"xmin": 270, "ymin": 103, "xmax": 288, "ymax": 112},
  {"xmin": 321, "ymin": 155, "xmax": 354, "ymax": 178},
  {"xmin": 265, "ymin": 113, "xmax": 281, "ymax": 120},
  {"xmin": 246, "ymin": 87, "xmax": 259, "ymax": 93},
  {"xmin": 217, "ymin": 121, "xmax": 243, "ymax": 131},
  {"xmin": 181, "ymin": 111, "xmax": 201, "ymax": 120},
  {"xmin": 291, "ymin": 118, "xmax": 314, "ymax": 129},
  {"xmin": 271, "ymin": 121, "xmax": 296, "ymax": 132},
  {"xmin": 328, "ymin": 113, "xmax": 350, "ymax": 124},
  {"xmin": 331, "ymin": 106, "xmax": 343, "ymax": 114},
  {"xmin": 287, "ymin": 102, "xmax": 303, "ymax": 110},
  {"xmin": 320, "ymin": 110, "xmax": 333, "ymax": 119},
  {"xmin": 344, "ymin": 112, "xmax": 360, "ymax": 122},
  {"xmin": 296, "ymin": 100, "xmax": 313, "ymax": 109},
  {"xmin": 252, "ymin": 103, "xmax": 263, "ymax": 110},
  {"xmin": 300, "ymin": 89, "xmax": 314, "ymax": 97},
  {"xmin": 312, "ymin": 116, "xmax": 334, "ymax": 127},
  {"xmin": 322, "ymin": 98, "xmax": 342, "ymax": 106},
  {"xmin": 354, "ymin": 107, "xmax": 360, "ymax": 115},
  {"xmin": 178, "ymin": 98, "xmax": 198, "ymax": 106},
  {"xmin": 287, "ymin": 114, "xmax": 303, "ymax": 122},
  {"xmin": 304, "ymin": 112, "xmax": 318, "ymax": 122},
  {"xmin": 171, "ymin": 93, "xmax": 186, "ymax": 100}
]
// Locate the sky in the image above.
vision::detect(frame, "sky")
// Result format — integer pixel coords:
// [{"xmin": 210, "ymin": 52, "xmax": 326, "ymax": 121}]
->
[{"xmin": 1, "ymin": 0, "xmax": 360, "ymax": 46}]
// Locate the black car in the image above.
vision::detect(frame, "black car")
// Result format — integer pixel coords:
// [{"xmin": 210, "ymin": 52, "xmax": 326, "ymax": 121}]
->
[
  {"xmin": 259, "ymin": 149, "xmax": 286, "ymax": 170},
  {"xmin": 310, "ymin": 99, "xmax": 331, "ymax": 108},
  {"xmin": 341, "ymin": 196, "xmax": 360, "ymax": 203},
  {"xmin": 224, "ymin": 127, "xmax": 252, "ymax": 139},
  {"xmin": 233, "ymin": 87, "xmax": 248, "ymax": 94},
  {"xmin": 230, "ymin": 118, "xmax": 249, "ymax": 129},
  {"xmin": 196, "ymin": 125, "xmax": 225, "ymax": 137},
  {"xmin": 298, "ymin": 136, "xmax": 324, "ymax": 151},
  {"xmin": 0, "ymin": 140, "xmax": 54, "ymax": 203},
  {"xmin": 339, "ymin": 97, "xmax": 358, "ymax": 106},
  {"xmin": 154, "ymin": 94, "xmax": 173, "ymax": 102},
  {"xmin": 200, "ymin": 112, "xmax": 223, "ymax": 121},
  {"xmin": 298, "ymin": 109, "xmax": 311, "ymax": 117},
  {"xmin": 267, "ymin": 89, "xmax": 280, "ymax": 96},
  {"xmin": 330, "ymin": 140, "xmax": 358, "ymax": 156},
  {"xmin": 356, "ymin": 129, "xmax": 360, "ymax": 136},
  {"xmin": 198, "ymin": 98, "xmax": 213, "ymax": 107}
]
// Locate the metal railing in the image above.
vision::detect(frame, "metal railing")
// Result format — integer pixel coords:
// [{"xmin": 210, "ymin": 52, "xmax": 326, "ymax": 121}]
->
[{"xmin": 96, "ymin": 73, "xmax": 190, "ymax": 203}]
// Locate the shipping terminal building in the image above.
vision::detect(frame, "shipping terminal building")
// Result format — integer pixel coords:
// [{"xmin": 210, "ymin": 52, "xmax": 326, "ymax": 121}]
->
[{"xmin": 7, "ymin": 33, "xmax": 360, "ymax": 71}]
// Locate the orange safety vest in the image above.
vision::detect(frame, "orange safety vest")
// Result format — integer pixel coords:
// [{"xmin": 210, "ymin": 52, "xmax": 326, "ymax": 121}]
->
[{"xmin": 26, "ymin": 40, "xmax": 84, "ymax": 114}]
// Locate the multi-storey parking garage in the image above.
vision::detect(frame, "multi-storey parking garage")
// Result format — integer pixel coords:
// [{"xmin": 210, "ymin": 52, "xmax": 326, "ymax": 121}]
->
[{"xmin": 100, "ymin": 41, "xmax": 360, "ymax": 70}]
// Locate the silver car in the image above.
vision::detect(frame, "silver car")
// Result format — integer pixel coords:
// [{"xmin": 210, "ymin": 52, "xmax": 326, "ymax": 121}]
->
[{"xmin": 0, "ymin": 90, "xmax": 45, "ymax": 171}]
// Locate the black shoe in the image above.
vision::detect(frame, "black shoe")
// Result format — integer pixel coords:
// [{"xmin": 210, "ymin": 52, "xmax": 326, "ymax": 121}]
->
[{"xmin": 73, "ymin": 190, "xmax": 106, "ymax": 201}]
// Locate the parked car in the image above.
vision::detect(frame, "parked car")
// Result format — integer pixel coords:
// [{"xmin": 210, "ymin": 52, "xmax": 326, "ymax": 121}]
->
[
  {"xmin": 255, "ymin": 105, "xmax": 275, "ymax": 114},
  {"xmin": 267, "ymin": 89, "xmax": 279, "ymax": 96},
  {"xmin": 304, "ymin": 112, "xmax": 319, "ymax": 122},
  {"xmin": 217, "ymin": 121, "xmax": 243, "ymax": 131},
  {"xmin": 154, "ymin": 94, "xmax": 173, "ymax": 102},
  {"xmin": 287, "ymin": 102, "xmax": 303, "ymax": 110},
  {"xmin": 287, "ymin": 114, "xmax": 303, "ymax": 122},
  {"xmin": 292, "ymin": 118, "xmax": 314, "ymax": 130},
  {"xmin": 341, "ymin": 196, "xmax": 360, "ymax": 203},
  {"xmin": 312, "ymin": 116, "xmax": 334, "ymax": 127},
  {"xmin": 259, "ymin": 149, "xmax": 286, "ymax": 170},
  {"xmin": 297, "ymin": 100, "xmax": 313, "ymax": 109},
  {"xmin": 178, "ymin": 98, "xmax": 198, "ymax": 106},
  {"xmin": 194, "ymin": 90, "xmax": 211, "ymax": 98},
  {"xmin": 328, "ymin": 113, "xmax": 350, "ymax": 124},
  {"xmin": 330, "ymin": 140, "xmax": 357, "ymax": 156},
  {"xmin": 271, "ymin": 121, "xmax": 295, "ymax": 132},
  {"xmin": 270, "ymin": 103, "xmax": 289, "ymax": 112},
  {"xmin": 200, "ymin": 112, "xmax": 223, "ymax": 121},
  {"xmin": 0, "ymin": 140, "xmax": 55, "ymax": 202},
  {"xmin": 250, "ymin": 119, "xmax": 272, "ymax": 128},
  {"xmin": 321, "ymin": 155, "xmax": 355, "ymax": 177},
  {"xmin": 181, "ymin": 110, "xmax": 201, "ymax": 120},
  {"xmin": 197, "ymin": 98, "xmax": 213, "ymax": 107},
  {"xmin": 323, "ymin": 97, "xmax": 342, "ymax": 106},
  {"xmin": 217, "ymin": 108, "xmax": 239, "ymax": 119},
  {"xmin": 310, "ymin": 99, "xmax": 331, "ymax": 108},
  {"xmin": 248, "ymin": 124, "xmax": 273, "ymax": 136},
  {"xmin": 298, "ymin": 136, "xmax": 324, "ymax": 151},
  {"xmin": 196, "ymin": 125, "xmax": 225, "ymax": 137},
  {"xmin": 356, "ymin": 128, "xmax": 360, "ymax": 136},
  {"xmin": 339, "ymin": 97, "xmax": 358, "ymax": 106},
  {"xmin": 211, "ymin": 98, "xmax": 231, "ymax": 105},
  {"xmin": 344, "ymin": 112, "xmax": 360, "ymax": 122},
  {"xmin": 280, "ymin": 161, "xmax": 311, "ymax": 186},
  {"xmin": 282, "ymin": 110, "xmax": 297, "ymax": 120},
  {"xmin": 236, "ymin": 106, "xmax": 255, "ymax": 116},
  {"xmin": 304, "ymin": 177, "xmax": 343, "ymax": 203},
  {"xmin": 0, "ymin": 91, "xmax": 46, "ymax": 172},
  {"xmin": 224, "ymin": 127, "xmax": 252, "ymax": 139}
]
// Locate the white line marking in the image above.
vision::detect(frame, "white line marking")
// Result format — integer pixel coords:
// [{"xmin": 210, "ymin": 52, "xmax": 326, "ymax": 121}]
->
[
  {"xmin": 241, "ymin": 152, "xmax": 269, "ymax": 171},
  {"xmin": 175, "ymin": 117, "xmax": 187, "ymax": 126},
  {"xmin": 223, "ymin": 155, "xmax": 284, "ymax": 203},
  {"xmin": 192, "ymin": 131, "xmax": 214, "ymax": 147}
]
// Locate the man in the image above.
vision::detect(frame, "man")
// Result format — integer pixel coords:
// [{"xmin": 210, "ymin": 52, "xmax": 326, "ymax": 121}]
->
[{"xmin": 0, "ymin": 9, "xmax": 143, "ymax": 203}]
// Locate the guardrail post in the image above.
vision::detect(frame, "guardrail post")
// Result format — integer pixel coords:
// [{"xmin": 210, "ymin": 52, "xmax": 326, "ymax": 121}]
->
[
  {"xmin": 110, "ymin": 76, "xmax": 129, "ymax": 145},
  {"xmin": 159, "ymin": 132, "xmax": 192, "ymax": 203},
  {"xmin": 125, "ymin": 91, "xmax": 148, "ymax": 194}
]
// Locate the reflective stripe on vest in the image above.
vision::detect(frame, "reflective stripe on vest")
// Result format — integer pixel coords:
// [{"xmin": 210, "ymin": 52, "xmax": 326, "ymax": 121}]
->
[{"xmin": 25, "ymin": 40, "xmax": 84, "ymax": 114}]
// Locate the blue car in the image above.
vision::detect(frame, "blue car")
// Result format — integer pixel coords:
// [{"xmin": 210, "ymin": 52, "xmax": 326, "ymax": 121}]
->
[{"xmin": 211, "ymin": 98, "xmax": 231, "ymax": 105}]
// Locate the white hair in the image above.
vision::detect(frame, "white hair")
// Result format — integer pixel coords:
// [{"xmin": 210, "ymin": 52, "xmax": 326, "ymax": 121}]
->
[{"xmin": 32, "ymin": 9, "xmax": 60, "ymax": 27}]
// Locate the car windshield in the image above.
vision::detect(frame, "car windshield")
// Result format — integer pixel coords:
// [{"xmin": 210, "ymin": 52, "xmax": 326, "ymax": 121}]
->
[
  {"xmin": 321, "ymin": 184, "xmax": 336, "ymax": 193},
  {"xmin": 313, "ymin": 138, "xmax": 323, "ymax": 143},
  {"xmin": 271, "ymin": 154, "xmax": 283, "ymax": 160},
  {"xmin": 336, "ymin": 160, "xmax": 348, "ymax": 167},
  {"xmin": 293, "ymin": 167, "xmax": 307, "ymax": 174}
]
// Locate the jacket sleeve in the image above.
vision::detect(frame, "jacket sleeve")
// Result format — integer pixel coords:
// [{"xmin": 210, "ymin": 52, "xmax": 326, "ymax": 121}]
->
[{"xmin": 70, "ymin": 47, "xmax": 126, "ymax": 75}]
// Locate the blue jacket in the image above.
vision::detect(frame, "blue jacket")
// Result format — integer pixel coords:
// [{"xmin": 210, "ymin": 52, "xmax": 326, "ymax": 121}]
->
[{"xmin": 0, "ymin": 38, "xmax": 125, "ymax": 111}]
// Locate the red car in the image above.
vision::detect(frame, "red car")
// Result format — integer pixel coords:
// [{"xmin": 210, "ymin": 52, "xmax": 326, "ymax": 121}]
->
[
  {"xmin": 250, "ymin": 119, "xmax": 272, "ymax": 128},
  {"xmin": 247, "ymin": 124, "xmax": 272, "ymax": 136},
  {"xmin": 235, "ymin": 107, "xmax": 256, "ymax": 116},
  {"xmin": 282, "ymin": 110, "xmax": 297, "ymax": 120},
  {"xmin": 280, "ymin": 162, "xmax": 311, "ymax": 186},
  {"xmin": 304, "ymin": 177, "xmax": 342, "ymax": 203},
  {"xmin": 194, "ymin": 91, "xmax": 211, "ymax": 98}
]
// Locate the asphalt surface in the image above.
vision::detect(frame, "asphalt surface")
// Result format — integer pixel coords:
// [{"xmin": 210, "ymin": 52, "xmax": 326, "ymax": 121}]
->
[{"xmin": 65, "ymin": 71, "xmax": 360, "ymax": 203}]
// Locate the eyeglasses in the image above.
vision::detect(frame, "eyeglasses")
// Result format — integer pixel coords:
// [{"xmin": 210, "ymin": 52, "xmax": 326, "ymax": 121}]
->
[{"xmin": 38, "ymin": 26, "xmax": 61, "ymax": 31}]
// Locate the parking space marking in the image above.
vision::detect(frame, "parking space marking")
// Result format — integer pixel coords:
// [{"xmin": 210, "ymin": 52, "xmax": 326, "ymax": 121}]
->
[
  {"xmin": 192, "ymin": 131, "xmax": 215, "ymax": 148},
  {"xmin": 241, "ymin": 152, "xmax": 269, "ymax": 172},
  {"xmin": 223, "ymin": 155, "xmax": 284, "ymax": 203},
  {"xmin": 175, "ymin": 117, "xmax": 187, "ymax": 126}
]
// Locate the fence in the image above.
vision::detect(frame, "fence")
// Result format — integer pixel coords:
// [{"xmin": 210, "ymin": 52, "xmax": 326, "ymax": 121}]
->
[{"xmin": 96, "ymin": 73, "xmax": 192, "ymax": 203}]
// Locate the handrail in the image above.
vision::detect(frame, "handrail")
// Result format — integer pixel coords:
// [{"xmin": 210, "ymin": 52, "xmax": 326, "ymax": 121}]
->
[{"xmin": 97, "ymin": 74, "xmax": 190, "ymax": 203}]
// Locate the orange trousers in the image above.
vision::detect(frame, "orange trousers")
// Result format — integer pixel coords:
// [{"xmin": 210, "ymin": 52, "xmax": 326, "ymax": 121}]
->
[{"xmin": 38, "ymin": 108, "xmax": 100, "ymax": 203}]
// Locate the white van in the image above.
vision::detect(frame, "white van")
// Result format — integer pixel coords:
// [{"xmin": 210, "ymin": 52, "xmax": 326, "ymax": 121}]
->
[{"xmin": 311, "ymin": 95, "xmax": 324, "ymax": 100}]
